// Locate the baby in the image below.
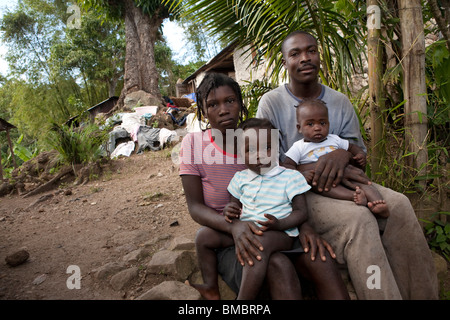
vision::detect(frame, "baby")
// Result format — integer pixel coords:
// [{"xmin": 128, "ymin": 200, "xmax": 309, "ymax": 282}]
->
[{"xmin": 283, "ymin": 99, "xmax": 389, "ymax": 218}]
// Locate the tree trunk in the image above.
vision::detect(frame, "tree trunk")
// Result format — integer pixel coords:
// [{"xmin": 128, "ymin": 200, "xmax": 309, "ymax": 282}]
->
[
  {"xmin": 398, "ymin": 0, "xmax": 428, "ymax": 188},
  {"xmin": 116, "ymin": 0, "xmax": 163, "ymax": 108},
  {"xmin": 367, "ymin": 1, "xmax": 385, "ymax": 175}
]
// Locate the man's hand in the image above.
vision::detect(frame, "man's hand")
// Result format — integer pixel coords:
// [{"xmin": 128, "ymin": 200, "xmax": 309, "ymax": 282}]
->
[
  {"xmin": 311, "ymin": 149, "xmax": 351, "ymax": 192},
  {"xmin": 298, "ymin": 223, "xmax": 336, "ymax": 261}
]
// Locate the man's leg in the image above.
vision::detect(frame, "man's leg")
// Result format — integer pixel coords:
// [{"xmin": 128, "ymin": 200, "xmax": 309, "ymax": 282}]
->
[
  {"xmin": 305, "ymin": 192, "xmax": 402, "ymax": 299},
  {"xmin": 375, "ymin": 184, "xmax": 439, "ymax": 299}
]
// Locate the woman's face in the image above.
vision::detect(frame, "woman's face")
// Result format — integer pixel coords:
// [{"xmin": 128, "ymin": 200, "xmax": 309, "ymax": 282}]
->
[{"xmin": 203, "ymin": 85, "xmax": 241, "ymax": 134}]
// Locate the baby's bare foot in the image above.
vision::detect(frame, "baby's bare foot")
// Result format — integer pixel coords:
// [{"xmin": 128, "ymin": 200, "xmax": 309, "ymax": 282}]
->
[
  {"xmin": 353, "ymin": 186, "xmax": 368, "ymax": 206},
  {"xmin": 368, "ymin": 200, "xmax": 390, "ymax": 219}
]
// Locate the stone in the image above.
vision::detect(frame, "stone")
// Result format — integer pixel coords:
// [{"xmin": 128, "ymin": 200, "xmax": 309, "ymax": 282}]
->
[
  {"xmin": 147, "ymin": 250, "xmax": 196, "ymax": 281},
  {"xmin": 92, "ymin": 262, "xmax": 126, "ymax": 281},
  {"xmin": 110, "ymin": 267, "xmax": 139, "ymax": 291},
  {"xmin": 431, "ymin": 250, "xmax": 448, "ymax": 280},
  {"xmin": 124, "ymin": 90, "xmax": 161, "ymax": 109},
  {"xmin": 33, "ymin": 274, "xmax": 47, "ymax": 285},
  {"xmin": 5, "ymin": 250, "xmax": 30, "ymax": 267},
  {"xmin": 122, "ymin": 248, "xmax": 151, "ymax": 263},
  {"xmin": 136, "ymin": 280, "xmax": 201, "ymax": 300},
  {"xmin": 168, "ymin": 236, "xmax": 195, "ymax": 251}
]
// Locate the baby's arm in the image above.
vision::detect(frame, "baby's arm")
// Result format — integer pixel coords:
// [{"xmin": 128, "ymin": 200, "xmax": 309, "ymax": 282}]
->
[
  {"xmin": 257, "ymin": 194, "xmax": 308, "ymax": 231},
  {"xmin": 348, "ymin": 143, "xmax": 367, "ymax": 168},
  {"xmin": 283, "ymin": 157, "xmax": 315, "ymax": 184}
]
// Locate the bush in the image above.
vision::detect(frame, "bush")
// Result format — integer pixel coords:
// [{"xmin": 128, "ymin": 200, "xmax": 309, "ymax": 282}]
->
[{"xmin": 46, "ymin": 122, "xmax": 107, "ymax": 165}]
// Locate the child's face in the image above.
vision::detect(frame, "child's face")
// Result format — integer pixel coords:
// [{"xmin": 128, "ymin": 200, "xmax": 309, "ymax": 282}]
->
[
  {"xmin": 242, "ymin": 128, "xmax": 277, "ymax": 174},
  {"xmin": 296, "ymin": 105, "xmax": 329, "ymax": 143},
  {"xmin": 203, "ymin": 85, "xmax": 241, "ymax": 134}
]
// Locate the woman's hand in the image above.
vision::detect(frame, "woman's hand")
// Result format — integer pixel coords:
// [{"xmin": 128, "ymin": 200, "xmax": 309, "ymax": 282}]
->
[
  {"xmin": 298, "ymin": 223, "xmax": 336, "ymax": 261},
  {"xmin": 230, "ymin": 220, "xmax": 264, "ymax": 266}
]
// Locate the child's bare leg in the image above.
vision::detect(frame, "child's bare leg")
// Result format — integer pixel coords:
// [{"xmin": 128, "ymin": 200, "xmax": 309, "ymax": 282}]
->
[
  {"xmin": 237, "ymin": 231, "xmax": 293, "ymax": 300},
  {"xmin": 192, "ymin": 226, "xmax": 234, "ymax": 300},
  {"xmin": 357, "ymin": 183, "xmax": 390, "ymax": 218},
  {"xmin": 313, "ymin": 184, "xmax": 356, "ymax": 203}
]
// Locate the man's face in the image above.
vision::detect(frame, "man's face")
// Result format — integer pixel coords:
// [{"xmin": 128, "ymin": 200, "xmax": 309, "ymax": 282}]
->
[{"xmin": 282, "ymin": 33, "xmax": 320, "ymax": 84}]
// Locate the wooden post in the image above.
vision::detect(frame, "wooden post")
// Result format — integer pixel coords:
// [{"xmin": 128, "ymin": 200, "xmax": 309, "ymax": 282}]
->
[
  {"xmin": 6, "ymin": 129, "xmax": 17, "ymax": 169},
  {"xmin": 367, "ymin": 1, "xmax": 385, "ymax": 176},
  {"xmin": 398, "ymin": 0, "xmax": 428, "ymax": 189},
  {"xmin": 0, "ymin": 144, "xmax": 3, "ymax": 182}
]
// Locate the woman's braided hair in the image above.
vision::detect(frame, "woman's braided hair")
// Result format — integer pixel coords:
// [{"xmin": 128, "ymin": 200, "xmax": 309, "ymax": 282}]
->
[{"xmin": 195, "ymin": 73, "xmax": 248, "ymax": 130}]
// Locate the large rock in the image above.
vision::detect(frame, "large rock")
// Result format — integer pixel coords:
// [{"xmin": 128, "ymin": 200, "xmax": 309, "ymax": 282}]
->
[
  {"xmin": 110, "ymin": 267, "xmax": 139, "ymax": 291},
  {"xmin": 124, "ymin": 90, "xmax": 162, "ymax": 109},
  {"xmin": 147, "ymin": 250, "xmax": 196, "ymax": 281},
  {"xmin": 137, "ymin": 280, "xmax": 201, "ymax": 300}
]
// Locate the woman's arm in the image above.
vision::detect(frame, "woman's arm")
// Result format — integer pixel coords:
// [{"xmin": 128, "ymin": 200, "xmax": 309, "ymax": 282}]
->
[{"xmin": 181, "ymin": 174, "xmax": 264, "ymax": 266}]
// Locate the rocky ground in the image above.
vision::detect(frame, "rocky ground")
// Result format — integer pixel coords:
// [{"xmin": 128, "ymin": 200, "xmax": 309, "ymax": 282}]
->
[{"xmin": 0, "ymin": 149, "xmax": 448, "ymax": 301}]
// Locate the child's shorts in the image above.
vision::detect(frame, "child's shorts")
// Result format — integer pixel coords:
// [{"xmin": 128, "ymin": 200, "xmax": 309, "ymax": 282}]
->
[{"xmin": 216, "ymin": 238, "xmax": 304, "ymax": 295}]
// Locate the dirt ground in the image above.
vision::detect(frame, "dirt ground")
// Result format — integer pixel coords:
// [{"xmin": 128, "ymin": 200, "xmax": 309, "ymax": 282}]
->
[
  {"xmin": 0, "ymin": 150, "xmax": 200, "ymax": 300},
  {"xmin": 0, "ymin": 149, "xmax": 448, "ymax": 300}
]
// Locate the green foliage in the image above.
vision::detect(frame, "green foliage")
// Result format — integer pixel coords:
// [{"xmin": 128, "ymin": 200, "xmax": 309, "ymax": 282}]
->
[
  {"xmin": 421, "ymin": 213, "xmax": 450, "ymax": 262},
  {"xmin": 179, "ymin": 0, "xmax": 366, "ymax": 94},
  {"xmin": 13, "ymin": 134, "xmax": 38, "ymax": 163},
  {"xmin": 240, "ymin": 80, "xmax": 277, "ymax": 119},
  {"xmin": 46, "ymin": 122, "xmax": 107, "ymax": 165}
]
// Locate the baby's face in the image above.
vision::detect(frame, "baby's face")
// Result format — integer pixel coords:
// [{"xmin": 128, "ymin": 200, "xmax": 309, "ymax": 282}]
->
[
  {"xmin": 296, "ymin": 105, "xmax": 329, "ymax": 143},
  {"xmin": 241, "ymin": 127, "xmax": 277, "ymax": 174}
]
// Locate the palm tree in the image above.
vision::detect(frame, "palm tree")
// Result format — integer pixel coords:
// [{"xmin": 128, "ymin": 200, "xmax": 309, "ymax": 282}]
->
[{"xmin": 175, "ymin": 0, "xmax": 366, "ymax": 93}]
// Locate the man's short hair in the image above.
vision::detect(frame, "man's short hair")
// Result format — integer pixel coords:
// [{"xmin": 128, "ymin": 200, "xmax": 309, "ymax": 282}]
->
[{"xmin": 281, "ymin": 30, "xmax": 317, "ymax": 55}]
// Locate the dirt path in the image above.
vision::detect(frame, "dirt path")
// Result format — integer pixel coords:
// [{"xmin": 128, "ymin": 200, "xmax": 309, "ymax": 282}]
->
[{"xmin": 0, "ymin": 151, "xmax": 199, "ymax": 299}]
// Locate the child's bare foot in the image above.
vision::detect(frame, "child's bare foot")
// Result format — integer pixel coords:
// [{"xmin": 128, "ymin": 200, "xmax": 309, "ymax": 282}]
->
[
  {"xmin": 353, "ymin": 186, "xmax": 368, "ymax": 206},
  {"xmin": 368, "ymin": 200, "xmax": 390, "ymax": 219},
  {"xmin": 185, "ymin": 280, "xmax": 220, "ymax": 300}
]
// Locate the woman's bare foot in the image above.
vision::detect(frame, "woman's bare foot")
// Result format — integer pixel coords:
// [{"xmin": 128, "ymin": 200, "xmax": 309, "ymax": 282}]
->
[
  {"xmin": 368, "ymin": 200, "xmax": 390, "ymax": 219},
  {"xmin": 185, "ymin": 280, "xmax": 221, "ymax": 300},
  {"xmin": 353, "ymin": 186, "xmax": 368, "ymax": 206}
]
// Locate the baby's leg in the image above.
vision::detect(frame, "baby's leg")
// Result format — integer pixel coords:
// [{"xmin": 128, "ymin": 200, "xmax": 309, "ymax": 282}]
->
[
  {"xmin": 192, "ymin": 226, "xmax": 234, "ymax": 300},
  {"xmin": 237, "ymin": 231, "xmax": 293, "ymax": 300},
  {"xmin": 315, "ymin": 184, "xmax": 356, "ymax": 203},
  {"xmin": 356, "ymin": 183, "xmax": 390, "ymax": 218}
]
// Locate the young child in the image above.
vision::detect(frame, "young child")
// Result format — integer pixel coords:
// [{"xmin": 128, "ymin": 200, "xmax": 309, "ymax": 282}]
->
[
  {"xmin": 192, "ymin": 118, "xmax": 311, "ymax": 300},
  {"xmin": 283, "ymin": 99, "xmax": 389, "ymax": 218}
]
